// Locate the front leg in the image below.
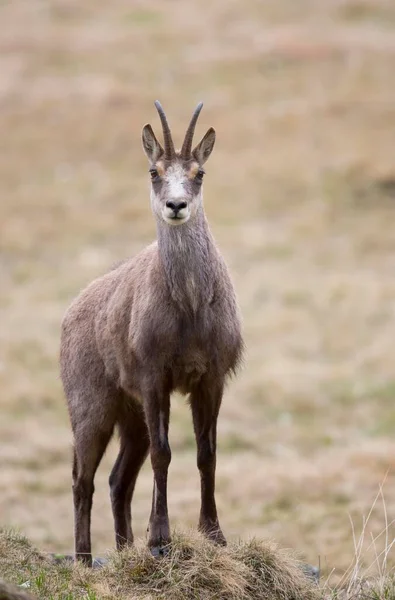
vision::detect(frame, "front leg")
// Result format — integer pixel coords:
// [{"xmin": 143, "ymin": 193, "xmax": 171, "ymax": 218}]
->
[
  {"xmin": 144, "ymin": 390, "xmax": 171, "ymax": 555},
  {"xmin": 190, "ymin": 378, "xmax": 226, "ymax": 546}
]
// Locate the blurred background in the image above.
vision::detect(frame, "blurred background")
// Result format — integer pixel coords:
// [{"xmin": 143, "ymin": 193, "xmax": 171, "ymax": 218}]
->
[{"xmin": 1, "ymin": 0, "xmax": 395, "ymax": 579}]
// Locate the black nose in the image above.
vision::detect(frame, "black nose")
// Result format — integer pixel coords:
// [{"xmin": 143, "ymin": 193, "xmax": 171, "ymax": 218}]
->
[{"xmin": 166, "ymin": 200, "xmax": 187, "ymax": 214}]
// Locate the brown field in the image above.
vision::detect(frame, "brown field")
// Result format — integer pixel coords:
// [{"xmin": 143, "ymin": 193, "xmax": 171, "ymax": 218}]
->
[{"xmin": 1, "ymin": 0, "xmax": 395, "ymax": 585}]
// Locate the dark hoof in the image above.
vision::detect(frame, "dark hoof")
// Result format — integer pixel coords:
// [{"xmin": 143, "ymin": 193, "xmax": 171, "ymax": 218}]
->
[
  {"xmin": 150, "ymin": 545, "xmax": 170, "ymax": 558},
  {"xmin": 199, "ymin": 525, "xmax": 227, "ymax": 546},
  {"xmin": 213, "ymin": 534, "xmax": 227, "ymax": 547}
]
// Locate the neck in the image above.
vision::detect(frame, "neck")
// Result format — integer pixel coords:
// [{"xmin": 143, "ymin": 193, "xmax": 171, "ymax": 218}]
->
[{"xmin": 156, "ymin": 207, "xmax": 216, "ymax": 312}]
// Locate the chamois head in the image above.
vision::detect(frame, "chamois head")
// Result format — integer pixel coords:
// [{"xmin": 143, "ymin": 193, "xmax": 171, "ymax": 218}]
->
[{"xmin": 142, "ymin": 101, "xmax": 216, "ymax": 226}]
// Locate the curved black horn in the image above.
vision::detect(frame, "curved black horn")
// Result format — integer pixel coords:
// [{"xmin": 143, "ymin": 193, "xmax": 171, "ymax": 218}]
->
[
  {"xmin": 181, "ymin": 102, "xmax": 203, "ymax": 159},
  {"xmin": 154, "ymin": 101, "xmax": 175, "ymax": 160}
]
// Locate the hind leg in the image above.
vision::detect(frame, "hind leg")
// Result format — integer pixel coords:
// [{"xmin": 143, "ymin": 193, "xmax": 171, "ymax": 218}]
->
[
  {"xmin": 109, "ymin": 398, "xmax": 149, "ymax": 550},
  {"xmin": 70, "ymin": 388, "xmax": 119, "ymax": 566}
]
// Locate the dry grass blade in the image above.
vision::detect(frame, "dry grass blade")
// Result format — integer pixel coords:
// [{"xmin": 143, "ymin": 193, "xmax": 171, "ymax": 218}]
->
[{"xmin": 322, "ymin": 483, "xmax": 395, "ymax": 599}]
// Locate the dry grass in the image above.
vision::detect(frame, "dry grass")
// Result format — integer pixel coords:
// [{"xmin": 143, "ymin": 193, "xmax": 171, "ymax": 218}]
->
[
  {"xmin": 0, "ymin": 528, "xmax": 319, "ymax": 600},
  {"xmin": 1, "ymin": 0, "xmax": 395, "ymax": 587},
  {"xmin": 0, "ymin": 529, "xmax": 393, "ymax": 599}
]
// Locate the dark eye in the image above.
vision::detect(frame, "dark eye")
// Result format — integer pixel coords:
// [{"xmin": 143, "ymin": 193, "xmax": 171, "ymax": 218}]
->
[
  {"xmin": 149, "ymin": 168, "xmax": 160, "ymax": 181},
  {"xmin": 195, "ymin": 169, "xmax": 205, "ymax": 182}
]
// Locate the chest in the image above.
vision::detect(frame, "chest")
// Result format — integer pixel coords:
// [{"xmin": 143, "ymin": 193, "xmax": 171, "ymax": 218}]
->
[{"xmin": 167, "ymin": 312, "xmax": 213, "ymax": 392}]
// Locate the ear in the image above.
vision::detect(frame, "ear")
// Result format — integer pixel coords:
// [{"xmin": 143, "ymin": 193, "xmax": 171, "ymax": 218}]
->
[
  {"xmin": 142, "ymin": 124, "xmax": 163, "ymax": 163},
  {"xmin": 192, "ymin": 127, "xmax": 216, "ymax": 165}
]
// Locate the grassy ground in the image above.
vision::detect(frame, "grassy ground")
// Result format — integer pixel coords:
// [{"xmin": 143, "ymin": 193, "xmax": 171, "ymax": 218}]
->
[
  {"xmin": 0, "ymin": 529, "xmax": 394, "ymax": 600},
  {"xmin": 1, "ymin": 0, "xmax": 395, "ymax": 589},
  {"xmin": 0, "ymin": 528, "xmax": 320, "ymax": 600}
]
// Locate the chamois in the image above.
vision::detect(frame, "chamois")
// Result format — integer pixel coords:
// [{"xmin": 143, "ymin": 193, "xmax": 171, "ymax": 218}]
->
[{"xmin": 60, "ymin": 101, "xmax": 243, "ymax": 565}]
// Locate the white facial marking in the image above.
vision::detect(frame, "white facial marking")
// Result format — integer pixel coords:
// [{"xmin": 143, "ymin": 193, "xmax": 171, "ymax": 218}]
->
[
  {"xmin": 162, "ymin": 163, "xmax": 191, "ymax": 225},
  {"xmin": 166, "ymin": 164, "xmax": 185, "ymax": 200}
]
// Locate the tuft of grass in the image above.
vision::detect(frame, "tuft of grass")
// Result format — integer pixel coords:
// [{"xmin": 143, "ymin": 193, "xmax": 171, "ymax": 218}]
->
[{"xmin": 0, "ymin": 528, "xmax": 319, "ymax": 600}]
